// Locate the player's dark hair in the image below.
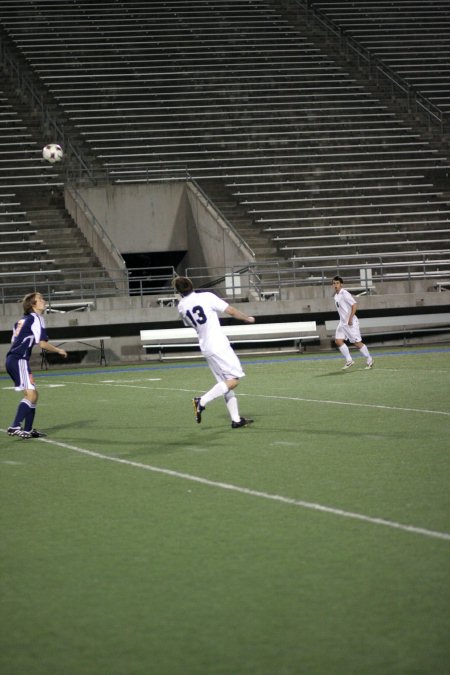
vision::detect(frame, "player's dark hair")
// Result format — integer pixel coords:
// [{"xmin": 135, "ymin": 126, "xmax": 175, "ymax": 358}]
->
[
  {"xmin": 22, "ymin": 292, "xmax": 40, "ymax": 314},
  {"xmin": 173, "ymin": 276, "xmax": 194, "ymax": 296},
  {"xmin": 333, "ymin": 276, "xmax": 344, "ymax": 284}
]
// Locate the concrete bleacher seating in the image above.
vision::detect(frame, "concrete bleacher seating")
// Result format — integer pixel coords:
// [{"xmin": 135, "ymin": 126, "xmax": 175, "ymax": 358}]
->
[
  {"xmin": 0, "ymin": 89, "xmax": 65, "ymax": 189},
  {"xmin": 0, "ymin": 194, "xmax": 53, "ymax": 278},
  {"xmin": 304, "ymin": 1, "xmax": 450, "ymax": 121},
  {"xmin": 0, "ymin": 0, "xmax": 448, "ymax": 281}
]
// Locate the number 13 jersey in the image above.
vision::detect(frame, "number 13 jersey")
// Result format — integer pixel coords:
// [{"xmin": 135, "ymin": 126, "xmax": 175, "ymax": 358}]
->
[{"xmin": 177, "ymin": 291, "xmax": 230, "ymax": 357}]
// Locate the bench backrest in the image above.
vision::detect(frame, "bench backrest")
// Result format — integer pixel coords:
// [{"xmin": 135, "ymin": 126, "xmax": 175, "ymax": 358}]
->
[
  {"xmin": 141, "ymin": 321, "xmax": 317, "ymax": 344},
  {"xmin": 325, "ymin": 313, "xmax": 450, "ymax": 332}
]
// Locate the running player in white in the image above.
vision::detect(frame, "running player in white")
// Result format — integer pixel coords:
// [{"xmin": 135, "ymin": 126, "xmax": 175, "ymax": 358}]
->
[
  {"xmin": 332, "ymin": 276, "xmax": 374, "ymax": 370},
  {"xmin": 173, "ymin": 276, "xmax": 255, "ymax": 428}
]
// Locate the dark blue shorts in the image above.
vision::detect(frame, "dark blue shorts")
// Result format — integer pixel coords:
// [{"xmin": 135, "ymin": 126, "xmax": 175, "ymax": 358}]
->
[{"xmin": 5, "ymin": 355, "xmax": 35, "ymax": 391}]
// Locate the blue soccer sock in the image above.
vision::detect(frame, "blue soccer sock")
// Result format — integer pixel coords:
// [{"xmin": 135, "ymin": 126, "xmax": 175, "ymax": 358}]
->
[
  {"xmin": 23, "ymin": 402, "xmax": 36, "ymax": 432},
  {"xmin": 12, "ymin": 399, "xmax": 30, "ymax": 428},
  {"xmin": 12, "ymin": 399, "xmax": 36, "ymax": 431}
]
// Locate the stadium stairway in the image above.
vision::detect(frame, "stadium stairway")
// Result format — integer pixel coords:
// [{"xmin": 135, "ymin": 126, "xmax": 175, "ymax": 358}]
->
[
  {"xmin": 198, "ymin": 178, "xmax": 279, "ymax": 259},
  {"xmin": 0, "ymin": 78, "xmax": 116, "ymax": 301}
]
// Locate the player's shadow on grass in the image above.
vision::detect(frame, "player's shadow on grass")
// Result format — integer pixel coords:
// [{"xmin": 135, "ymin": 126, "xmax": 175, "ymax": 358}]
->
[
  {"xmin": 316, "ymin": 370, "xmax": 356, "ymax": 377},
  {"xmin": 43, "ymin": 420, "xmax": 96, "ymax": 433}
]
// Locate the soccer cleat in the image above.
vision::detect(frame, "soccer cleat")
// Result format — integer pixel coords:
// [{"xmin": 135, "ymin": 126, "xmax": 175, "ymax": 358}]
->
[
  {"xmin": 365, "ymin": 358, "xmax": 374, "ymax": 369},
  {"xmin": 231, "ymin": 417, "xmax": 254, "ymax": 429},
  {"xmin": 342, "ymin": 360, "xmax": 355, "ymax": 370},
  {"xmin": 16, "ymin": 430, "xmax": 32, "ymax": 439},
  {"xmin": 30, "ymin": 429, "xmax": 47, "ymax": 438},
  {"xmin": 192, "ymin": 397, "xmax": 205, "ymax": 424},
  {"xmin": 7, "ymin": 426, "xmax": 21, "ymax": 436}
]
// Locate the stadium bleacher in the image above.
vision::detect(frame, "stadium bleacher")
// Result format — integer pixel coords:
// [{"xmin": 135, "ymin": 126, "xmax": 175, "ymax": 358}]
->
[
  {"xmin": 0, "ymin": 0, "xmax": 448, "ymax": 287},
  {"xmin": 303, "ymin": 0, "xmax": 450, "ymax": 119}
]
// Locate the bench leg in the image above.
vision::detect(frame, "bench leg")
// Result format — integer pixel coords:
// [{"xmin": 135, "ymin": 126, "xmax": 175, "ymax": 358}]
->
[
  {"xmin": 41, "ymin": 349, "xmax": 49, "ymax": 370},
  {"xmin": 99, "ymin": 339, "xmax": 107, "ymax": 366}
]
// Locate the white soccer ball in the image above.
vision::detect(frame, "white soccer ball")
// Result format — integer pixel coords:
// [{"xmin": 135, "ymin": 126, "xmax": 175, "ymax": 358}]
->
[{"xmin": 42, "ymin": 143, "xmax": 64, "ymax": 163}]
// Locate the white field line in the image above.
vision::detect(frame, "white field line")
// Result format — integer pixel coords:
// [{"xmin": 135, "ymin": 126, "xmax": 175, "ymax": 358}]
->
[
  {"xmin": 4, "ymin": 379, "xmax": 448, "ymax": 541},
  {"xmin": 3, "ymin": 432, "xmax": 448, "ymax": 542},
  {"xmin": 58, "ymin": 380, "xmax": 450, "ymax": 417},
  {"xmin": 242, "ymin": 393, "xmax": 450, "ymax": 417}
]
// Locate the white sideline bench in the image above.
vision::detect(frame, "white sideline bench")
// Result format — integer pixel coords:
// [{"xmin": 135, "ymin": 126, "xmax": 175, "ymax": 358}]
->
[
  {"xmin": 46, "ymin": 301, "xmax": 95, "ymax": 313},
  {"xmin": 141, "ymin": 321, "xmax": 319, "ymax": 360},
  {"xmin": 157, "ymin": 296, "xmax": 178, "ymax": 307},
  {"xmin": 325, "ymin": 313, "xmax": 450, "ymax": 343},
  {"xmin": 434, "ymin": 282, "xmax": 450, "ymax": 292}
]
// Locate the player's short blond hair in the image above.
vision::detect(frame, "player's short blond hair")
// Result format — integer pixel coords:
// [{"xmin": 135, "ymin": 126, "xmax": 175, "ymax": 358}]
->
[{"xmin": 22, "ymin": 292, "xmax": 42, "ymax": 314}]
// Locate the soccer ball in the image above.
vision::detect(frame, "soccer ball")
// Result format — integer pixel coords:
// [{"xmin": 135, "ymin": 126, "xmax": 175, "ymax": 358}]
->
[{"xmin": 42, "ymin": 143, "xmax": 64, "ymax": 163}]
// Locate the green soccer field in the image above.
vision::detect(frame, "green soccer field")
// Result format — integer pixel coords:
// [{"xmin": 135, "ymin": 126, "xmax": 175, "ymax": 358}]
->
[{"xmin": 1, "ymin": 347, "xmax": 449, "ymax": 675}]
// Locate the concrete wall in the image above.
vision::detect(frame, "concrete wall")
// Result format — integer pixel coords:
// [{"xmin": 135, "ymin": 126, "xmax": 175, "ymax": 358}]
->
[
  {"xmin": 185, "ymin": 182, "xmax": 255, "ymax": 274},
  {"xmin": 1, "ymin": 291, "xmax": 449, "ymax": 366},
  {"xmin": 77, "ymin": 182, "xmax": 189, "ymax": 253},
  {"xmin": 75, "ymin": 181, "xmax": 256, "ymax": 278}
]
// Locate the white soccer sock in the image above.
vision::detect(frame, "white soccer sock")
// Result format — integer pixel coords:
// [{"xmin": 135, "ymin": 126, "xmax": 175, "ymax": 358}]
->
[
  {"xmin": 200, "ymin": 380, "xmax": 229, "ymax": 406},
  {"xmin": 359, "ymin": 344, "xmax": 370, "ymax": 358},
  {"xmin": 339, "ymin": 344, "xmax": 352, "ymax": 361},
  {"xmin": 224, "ymin": 390, "xmax": 240, "ymax": 423}
]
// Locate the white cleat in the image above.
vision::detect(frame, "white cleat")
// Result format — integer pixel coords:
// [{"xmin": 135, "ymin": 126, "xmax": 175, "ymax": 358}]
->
[
  {"xmin": 342, "ymin": 360, "xmax": 355, "ymax": 370},
  {"xmin": 365, "ymin": 358, "xmax": 374, "ymax": 369}
]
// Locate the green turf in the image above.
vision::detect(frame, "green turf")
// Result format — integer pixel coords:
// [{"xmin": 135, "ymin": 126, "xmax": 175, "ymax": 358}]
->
[{"xmin": 1, "ymin": 347, "xmax": 449, "ymax": 674}]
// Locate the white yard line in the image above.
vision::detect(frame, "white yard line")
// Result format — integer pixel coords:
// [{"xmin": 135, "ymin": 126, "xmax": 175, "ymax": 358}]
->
[
  {"xmin": 57, "ymin": 380, "xmax": 450, "ymax": 417},
  {"xmin": 3, "ymin": 376, "xmax": 448, "ymax": 542},
  {"xmin": 3, "ymin": 432, "xmax": 448, "ymax": 542},
  {"xmin": 242, "ymin": 392, "xmax": 450, "ymax": 417}
]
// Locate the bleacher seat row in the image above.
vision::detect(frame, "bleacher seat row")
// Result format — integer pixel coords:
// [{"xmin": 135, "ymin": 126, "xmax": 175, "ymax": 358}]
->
[{"xmin": 0, "ymin": 0, "xmax": 448, "ymax": 279}]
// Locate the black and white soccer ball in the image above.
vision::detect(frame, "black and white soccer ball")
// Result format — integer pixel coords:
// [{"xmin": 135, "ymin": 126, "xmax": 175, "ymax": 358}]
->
[{"xmin": 42, "ymin": 143, "xmax": 64, "ymax": 164}]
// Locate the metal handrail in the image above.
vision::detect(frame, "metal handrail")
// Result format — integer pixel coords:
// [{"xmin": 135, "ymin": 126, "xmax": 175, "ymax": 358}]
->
[
  {"xmin": 186, "ymin": 172, "xmax": 255, "ymax": 260},
  {"xmin": 65, "ymin": 185, "xmax": 127, "ymax": 274},
  {"xmin": 1, "ymin": 259, "xmax": 449, "ymax": 311}
]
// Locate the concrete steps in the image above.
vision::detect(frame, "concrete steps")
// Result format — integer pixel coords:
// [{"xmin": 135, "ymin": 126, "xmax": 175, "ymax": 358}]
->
[{"xmin": 199, "ymin": 178, "xmax": 281, "ymax": 260}]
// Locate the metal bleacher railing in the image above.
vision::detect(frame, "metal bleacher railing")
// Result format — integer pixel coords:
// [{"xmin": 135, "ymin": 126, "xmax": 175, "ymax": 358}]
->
[{"xmin": 1, "ymin": 255, "xmax": 450, "ymax": 313}]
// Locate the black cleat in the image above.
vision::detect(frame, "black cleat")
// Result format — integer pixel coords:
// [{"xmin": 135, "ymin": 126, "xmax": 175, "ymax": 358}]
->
[
  {"xmin": 231, "ymin": 417, "xmax": 254, "ymax": 429},
  {"xmin": 192, "ymin": 397, "xmax": 205, "ymax": 424},
  {"xmin": 7, "ymin": 426, "xmax": 21, "ymax": 436},
  {"xmin": 30, "ymin": 429, "xmax": 47, "ymax": 438}
]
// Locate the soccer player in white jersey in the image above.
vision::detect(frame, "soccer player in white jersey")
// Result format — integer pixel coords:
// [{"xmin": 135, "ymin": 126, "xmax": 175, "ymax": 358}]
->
[
  {"xmin": 174, "ymin": 276, "xmax": 255, "ymax": 428},
  {"xmin": 5, "ymin": 292, "xmax": 67, "ymax": 439},
  {"xmin": 332, "ymin": 276, "xmax": 374, "ymax": 370}
]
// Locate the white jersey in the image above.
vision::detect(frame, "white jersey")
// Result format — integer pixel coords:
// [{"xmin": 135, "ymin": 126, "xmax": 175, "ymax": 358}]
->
[
  {"xmin": 177, "ymin": 291, "xmax": 230, "ymax": 357},
  {"xmin": 334, "ymin": 287, "xmax": 362, "ymax": 343},
  {"xmin": 334, "ymin": 288, "xmax": 356, "ymax": 323}
]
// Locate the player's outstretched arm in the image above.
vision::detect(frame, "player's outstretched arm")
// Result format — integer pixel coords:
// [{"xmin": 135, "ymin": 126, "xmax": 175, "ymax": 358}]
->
[
  {"xmin": 39, "ymin": 340, "xmax": 68, "ymax": 358},
  {"xmin": 225, "ymin": 306, "xmax": 255, "ymax": 323}
]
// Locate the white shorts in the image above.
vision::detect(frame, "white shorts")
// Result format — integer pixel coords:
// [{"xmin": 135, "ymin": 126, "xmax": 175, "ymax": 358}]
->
[
  {"xmin": 205, "ymin": 345, "xmax": 245, "ymax": 383},
  {"xmin": 335, "ymin": 317, "xmax": 362, "ymax": 344}
]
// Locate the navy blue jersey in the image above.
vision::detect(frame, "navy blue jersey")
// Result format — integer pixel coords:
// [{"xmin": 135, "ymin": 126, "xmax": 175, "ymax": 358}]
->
[{"xmin": 7, "ymin": 312, "xmax": 48, "ymax": 360}]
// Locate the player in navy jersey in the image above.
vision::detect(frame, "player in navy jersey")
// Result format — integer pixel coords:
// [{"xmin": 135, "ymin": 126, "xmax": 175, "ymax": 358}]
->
[
  {"xmin": 332, "ymin": 276, "xmax": 374, "ymax": 370},
  {"xmin": 173, "ymin": 276, "xmax": 255, "ymax": 428},
  {"xmin": 6, "ymin": 292, "xmax": 67, "ymax": 439}
]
